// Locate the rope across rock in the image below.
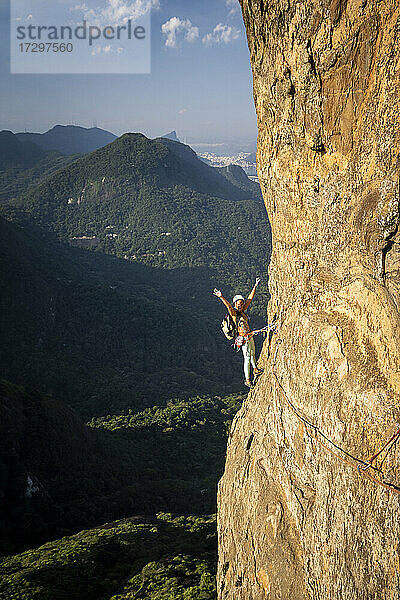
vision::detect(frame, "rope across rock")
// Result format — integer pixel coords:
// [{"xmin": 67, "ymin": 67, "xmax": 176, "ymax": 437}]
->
[{"xmin": 268, "ymin": 342, "xmax": 400, "ymax": 496}]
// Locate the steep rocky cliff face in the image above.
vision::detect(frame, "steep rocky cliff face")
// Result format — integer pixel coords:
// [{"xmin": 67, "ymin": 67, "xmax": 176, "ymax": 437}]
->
[{"xmin": 218, "ymin": 1, "xmax": 400, "ymax": 598}]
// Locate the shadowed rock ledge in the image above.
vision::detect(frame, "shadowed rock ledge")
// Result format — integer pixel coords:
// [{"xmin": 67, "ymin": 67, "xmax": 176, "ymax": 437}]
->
[{"xmin": 217, "ymin": 1, "xmax": 400, "ymax": 598}]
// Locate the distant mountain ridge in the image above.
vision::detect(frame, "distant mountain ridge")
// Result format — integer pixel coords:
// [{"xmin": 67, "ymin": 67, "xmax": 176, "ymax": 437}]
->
[
  {"xmin": 161, "ymin": 130, "xmax": 180, "ymax": 142},
  {"xmin": 216, "ymin": 163, "xmax": 261, "ymax": 195},
  {"xmin": 0, "ymin": 130, "xmax": 78, "ymax": 202},
  {"xmin": 16, "ymin": 124, "xmax": 117, "ymax": 155},
  {"xmin": 0, "ymin": 130, "xmax": 56, "ymax": 168}
]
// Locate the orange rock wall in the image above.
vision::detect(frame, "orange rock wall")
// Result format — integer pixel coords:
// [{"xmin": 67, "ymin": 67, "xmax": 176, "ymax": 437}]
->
[{"xmin": 217, "ymin": 1, "xmax": 400, "ymax": 598}]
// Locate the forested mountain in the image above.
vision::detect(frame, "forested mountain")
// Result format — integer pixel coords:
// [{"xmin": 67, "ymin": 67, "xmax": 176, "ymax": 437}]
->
[
  {"xmin": 3, "ymin": 133, "xmax": 268, "ymax": 292},
  {"xmin": 1, "ymin": 134, "xmax": 270, "ymax": 414},
  {"xmin": 0, "ymin": 379, "xmax": 128, "ymax": 553},
  {"xmin": 216, "ymin": 163, "xmax": 261, "ymax": 196},
  {"xmin": 0, "ymin": 378, "xmax": 241, "ymax": 570},
  {"xmin": 0, "ymin": 131, "xmax": 49, "ymax": 169},
  {"xmin": 0, "ymin": 131, "xmax": 78, "ymax": 202},
  {"xmin": 0, "ymin": 131, "xmax": 270, "ymax": 597},
  {"xmin": 16, "ymin": 125, "xmax": 117, "ymax": 155},
  {"xmin": 1, "ymin": 512, "xmax": 217, "ymax": 600},
  {"xmin": 0, "ymin": 216, "xmax": 246, "ymax": 415}
]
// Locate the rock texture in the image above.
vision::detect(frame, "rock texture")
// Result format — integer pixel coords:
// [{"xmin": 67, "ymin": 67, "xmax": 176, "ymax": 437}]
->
[{"xmin": 217, "ymin": 1, "xmax": 400, "ymax": 598}]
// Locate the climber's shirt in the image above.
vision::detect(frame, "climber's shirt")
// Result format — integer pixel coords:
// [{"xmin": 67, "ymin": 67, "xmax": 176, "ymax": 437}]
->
[{"xmin": 236, "ymin": 310, "xmax": 252, "ymax": 338}]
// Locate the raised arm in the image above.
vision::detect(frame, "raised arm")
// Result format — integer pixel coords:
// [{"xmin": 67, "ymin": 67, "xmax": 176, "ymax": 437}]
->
[
  {"xmin": 244, "ymin": 277, "xmax": 261, "ymax": 310},
  {"xmin": 213, "ymin": 288, "xmax": 235, "ymax": 316}
]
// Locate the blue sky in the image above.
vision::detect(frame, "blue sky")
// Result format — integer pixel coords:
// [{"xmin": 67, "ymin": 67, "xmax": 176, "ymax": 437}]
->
[{"xmin": 0, "ymin": 0, "xmax": 257, "ymax": 146}]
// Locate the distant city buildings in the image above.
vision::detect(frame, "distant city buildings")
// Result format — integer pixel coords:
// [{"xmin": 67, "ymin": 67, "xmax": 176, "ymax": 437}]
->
[{"xmin": 198, "ymin": 151, "xmax": 257, "ymax": 177}]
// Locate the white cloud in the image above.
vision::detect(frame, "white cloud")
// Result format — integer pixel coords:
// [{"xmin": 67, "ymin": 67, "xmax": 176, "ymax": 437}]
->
[
  {"xmin": 202, "ymin": 23, "xmax": 240, "ymax": 46},
  {"xmin": 161, "ymin": 17, "xmax": 199, "ymax": 48},
  {"xmin": 103, "ymin": 44, "xmax": 112, "ymax": 52},
  {"xmin": 26, "ymin": 14, "xmax": 33, "ymax": 20},
  {"xmin": 178, "ymin": 108, "xmax": 188, "ymax": 115},
  {"xmin": 185, "ymin": 25, "xmax": 199, "ymax": 42},
  {"xmin": 72, "ymin": 0, "xmax": 159, "ymax": 27},
  {"xmin": 225, "ymin": 0, "xmax": 240, "ymax": 15},
  {"xmin": 117, "ymin": 47, "xmax": 124, "ymax": 53}
]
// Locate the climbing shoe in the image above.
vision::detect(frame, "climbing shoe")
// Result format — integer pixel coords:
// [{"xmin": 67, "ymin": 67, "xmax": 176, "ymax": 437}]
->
[{"xmin": 253, "ymin": 368, "xmax": 264, "ymax": 386}]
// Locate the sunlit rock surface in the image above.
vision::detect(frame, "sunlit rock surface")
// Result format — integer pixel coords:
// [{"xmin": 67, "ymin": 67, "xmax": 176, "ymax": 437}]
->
[{"xmin": 218, "ymin": 1, "xmax": 400, "ymax": 598}]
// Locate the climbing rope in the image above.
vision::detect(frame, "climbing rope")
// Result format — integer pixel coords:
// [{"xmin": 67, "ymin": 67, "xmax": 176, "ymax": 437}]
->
[
  {"xmin": 363, "ymin": 426, "xmax": 400, "ymax": 471},
  {"xmin": 376, "ymin": 430, "xmax": 400, "ymax": 471},
  {"xmin": 270, "ymin": 341, "xmax": 400, "ymax": 496}
]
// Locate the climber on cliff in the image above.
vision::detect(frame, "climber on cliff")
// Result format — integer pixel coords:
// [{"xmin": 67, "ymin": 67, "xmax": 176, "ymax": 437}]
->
[{"xmin": 213, "ymin": 278, "xmax": 263, "ymax": 388}]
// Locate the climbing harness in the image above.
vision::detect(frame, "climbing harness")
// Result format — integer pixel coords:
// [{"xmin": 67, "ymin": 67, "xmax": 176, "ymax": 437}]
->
[
  {"xmin": 272, "ymin": 341, "xmax": 400, "ymax": 496},
  {"xmin": 234, "ymin": 321, "xmax": 277, "ymax": 351}
]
